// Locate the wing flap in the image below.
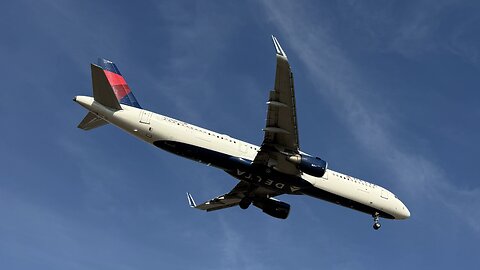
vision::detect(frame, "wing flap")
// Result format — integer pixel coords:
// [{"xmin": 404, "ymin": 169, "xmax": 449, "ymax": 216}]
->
[
  {"xmin": 188, "ymin": 181, "xmax": 248, "ymax": 212},
  {"xmin": 253, "ymin": 36, "xmax": 300, "ymax": 176},
  {"xmin": 195, "ymin": 195, "xmax": 243, "ymax": 212},
  {"xmin": 264, "ymin": 55, "xmax": 300, "ymax": 150},
  {"xmin": 187, "ymin": 181, "xmax": 282, "ymax": 213}
]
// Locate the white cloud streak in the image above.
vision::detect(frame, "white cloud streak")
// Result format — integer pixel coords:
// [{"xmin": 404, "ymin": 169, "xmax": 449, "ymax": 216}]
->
[{"xmin": 217, "ymin": 216, "xmax": 264, "ymax": 270}]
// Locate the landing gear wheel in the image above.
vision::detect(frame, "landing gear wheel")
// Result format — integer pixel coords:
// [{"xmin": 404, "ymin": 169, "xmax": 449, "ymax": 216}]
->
[
  {"xmin": 239, "ymin": 198, "xmax": 251, "ymax": 210},
  {"xmin": 372, "ymin": 213, "xmax": 381, "ymax": 230}
]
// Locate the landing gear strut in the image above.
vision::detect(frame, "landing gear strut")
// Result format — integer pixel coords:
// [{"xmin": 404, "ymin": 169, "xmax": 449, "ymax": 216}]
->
[
  {"xmin": 372, "ymin": 213, "xmax": 381, "ymax": 230},
  {"xmin": 239, "ymin": 198, "xmax": 252, "ymax": 209}
]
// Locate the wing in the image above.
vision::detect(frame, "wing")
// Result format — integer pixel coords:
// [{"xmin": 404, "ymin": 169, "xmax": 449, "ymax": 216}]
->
[
  {"xmin": 253, "ymin": 36, "xmax": 300, "ymax": 176},
  {"xmin": 187, "ymin": 181, "xmax": 279, "ymax": 212}
]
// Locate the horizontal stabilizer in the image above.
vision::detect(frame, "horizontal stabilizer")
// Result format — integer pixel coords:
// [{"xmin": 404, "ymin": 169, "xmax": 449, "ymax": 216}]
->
[{"xmin": 77, "ymin": 112, "xmax": 108, "ymax": 130}]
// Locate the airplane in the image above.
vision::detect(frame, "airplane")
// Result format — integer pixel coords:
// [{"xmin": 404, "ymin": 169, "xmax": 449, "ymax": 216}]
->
[{"xmin": 74, "ymin": 36, "xmax": 410, "ymax": 230}]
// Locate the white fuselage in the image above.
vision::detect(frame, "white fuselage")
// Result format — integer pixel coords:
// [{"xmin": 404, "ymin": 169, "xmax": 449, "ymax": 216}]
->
[{"xmin": 75, "ymin": 95, "xmax": 410, "ymax": 220}]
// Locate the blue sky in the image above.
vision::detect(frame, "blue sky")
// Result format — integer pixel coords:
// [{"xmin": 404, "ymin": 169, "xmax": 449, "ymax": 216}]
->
[{"xmin": 1, "ymin": 0, "xmax": 479, "ymax": 269}]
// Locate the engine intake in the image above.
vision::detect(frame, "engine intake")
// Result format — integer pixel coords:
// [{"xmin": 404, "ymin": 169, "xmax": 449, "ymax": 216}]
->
[
  {"xmin": 287, "ymin": 154, "xmax": 327, "ymax": 177},
  {"xmin": 253, "ymin": 198, "xmax": 290, "ymax": 219}
]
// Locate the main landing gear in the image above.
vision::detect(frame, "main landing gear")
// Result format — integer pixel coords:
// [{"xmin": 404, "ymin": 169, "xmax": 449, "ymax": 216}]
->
[
  {"xmin": 372, "ymin": 213, "xmax": 381, "ymax": 230},
  {"xmin": 239, "ymin": 198, "xmax": 252, "ymax": 209}
]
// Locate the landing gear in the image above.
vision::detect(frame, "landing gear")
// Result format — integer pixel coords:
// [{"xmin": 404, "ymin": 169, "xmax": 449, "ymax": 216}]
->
[
  {"xmin": 239, "ymin": 198, "xmax": 252, "ymax": 209},
  {"xmin": 372, "ymin": 213, "xmax": 381, "ymax": 230}
]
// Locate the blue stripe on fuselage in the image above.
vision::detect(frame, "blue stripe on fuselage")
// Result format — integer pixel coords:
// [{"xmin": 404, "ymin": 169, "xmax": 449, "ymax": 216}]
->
[
  {"xmin": 153, "ymin": 140, "xmax": 312, "ymax": 194},
  {"xmin": 153, "ymin": 140, "xmax": 397, "ymax": 218}
]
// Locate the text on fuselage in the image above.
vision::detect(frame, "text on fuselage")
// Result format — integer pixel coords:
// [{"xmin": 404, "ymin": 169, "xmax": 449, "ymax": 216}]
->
[{"xmin": 236, "ymin": 169, "xmax": 300, "ymax": 192}]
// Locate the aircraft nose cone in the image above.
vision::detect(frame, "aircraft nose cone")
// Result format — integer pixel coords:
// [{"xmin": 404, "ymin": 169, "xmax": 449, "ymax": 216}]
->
[
  {"xmin": 405, "ymin": 206, "xmax": 411, "ymax": 218},
  {"xmin": 398, "ymin": 204, "xmax": 410, "ymax": 219}
]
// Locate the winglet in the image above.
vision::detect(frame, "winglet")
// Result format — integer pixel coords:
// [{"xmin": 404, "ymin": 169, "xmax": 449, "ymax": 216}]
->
[
  {"xmin": 186, "ymin": 192, "xmax": 197, "ymax": 208},
  {"xmin": 271, "ymin": 35, "xmax": 287, "ymax": 59}
]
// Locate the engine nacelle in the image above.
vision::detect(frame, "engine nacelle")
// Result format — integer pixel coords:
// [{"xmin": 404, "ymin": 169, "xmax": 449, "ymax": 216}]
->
[
  {"xmin": 253, "ymin": 198, "xmax": 290, "ymax": 219},
  {"xmin": 287, "ymin": 154, "xmax": 327, "ymax": 177}
]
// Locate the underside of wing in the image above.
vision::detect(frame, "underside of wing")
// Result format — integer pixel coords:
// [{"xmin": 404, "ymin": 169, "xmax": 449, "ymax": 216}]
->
[
  {"xmin": 264, "ymin": 38, "xmax": 300, "ymax": 151},
  {"xmin": 188, "ymin": 181, "xmax": 280, "ymax": 212},
  {"xmin": 253, "ymin": 36, "xmax": 300, "ymax": 176}
]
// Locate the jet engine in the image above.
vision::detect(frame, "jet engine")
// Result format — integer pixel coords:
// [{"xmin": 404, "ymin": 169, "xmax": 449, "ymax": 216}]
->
[
  {"xmin": 287, "ymin": 154, "xmax": 327, "ymax": 177},
  {"xmin": 253, "ymin": 198, "xmax": 290, "ymax": 219}
]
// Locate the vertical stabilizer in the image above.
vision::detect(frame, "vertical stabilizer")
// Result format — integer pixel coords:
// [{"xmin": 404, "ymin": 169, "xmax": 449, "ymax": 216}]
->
[
  {"xmin": 91, "ymin": 64, "xmax": 122, "ymax": 110},
  {"xmin": 77, "ymin": 58, "xmax": 142, "ymax": 131},
  {"xmin": 97, "ymin": 58, "xmax": 142, "ymax": 109}
]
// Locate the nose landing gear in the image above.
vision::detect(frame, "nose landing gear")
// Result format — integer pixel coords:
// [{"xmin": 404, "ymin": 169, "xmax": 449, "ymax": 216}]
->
[{"xmin": 373, "ymin": 213, "xmax": 381, "ymax": 230}]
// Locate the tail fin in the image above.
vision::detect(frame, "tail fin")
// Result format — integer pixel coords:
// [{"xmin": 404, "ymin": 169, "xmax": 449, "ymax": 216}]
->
[
  {"xmin": 91, "ymin": 63, "xmax": 122, "ymax": 110},
  {"xmin": 78, "ymin": 58, "xmax": 142, "ymax": 131},
  {"xmin": 97, "ymin": 58, "xmax": 142, "ymax": 109}
]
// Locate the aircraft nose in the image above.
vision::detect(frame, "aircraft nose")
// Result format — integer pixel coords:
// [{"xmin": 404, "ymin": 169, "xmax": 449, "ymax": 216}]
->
[
  {"xmin": 398, "ymin": 203, "xmax": 410, "ymax": 219},
  {"xmin": 403, "ymin": 206, "xmax": 411, "ymax": 219}
]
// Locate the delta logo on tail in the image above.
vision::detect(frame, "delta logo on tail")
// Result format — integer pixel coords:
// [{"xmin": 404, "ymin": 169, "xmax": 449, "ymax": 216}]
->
[{"xmin": 97, "ymin": 58, "xmax": 142, "ymax": 109}]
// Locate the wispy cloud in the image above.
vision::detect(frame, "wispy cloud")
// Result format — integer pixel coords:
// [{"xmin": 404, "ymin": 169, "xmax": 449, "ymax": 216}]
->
[
  {"xmin": 217, "ymin": 216, "xmax": 261, "ymax": 269},
  {"xmin": 135, "ymin": 2, "xmax": 237, "ymax": 124},
  {"xmin": 446, "ymin": 14, "xmax": 480, "ymax": 67},
  {"xmin": 0, "ymin": 189, "xmax": 132, "ymax": 270},
  {"xmin": 350, "ymin": 0, "xmax": 480, "ymax": 67},
  {"xmin": 386, "ymin": 0, "xmax": 455, "ymax": 57},
  {"xmin": 261, "ymin": 0, "xmax": 480, "ymax": 234}
]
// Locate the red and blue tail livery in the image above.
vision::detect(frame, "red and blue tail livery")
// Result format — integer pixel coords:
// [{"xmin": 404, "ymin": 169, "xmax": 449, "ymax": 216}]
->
[{"xmin": 97, "ymin": 58, "xmax": 142, "ymax": 109}]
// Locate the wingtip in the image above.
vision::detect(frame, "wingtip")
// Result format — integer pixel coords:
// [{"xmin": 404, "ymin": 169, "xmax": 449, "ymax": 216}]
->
[
  {"xmin": 186, "ymin": 192, "xmax": 197, "ymax": 208},
  {"xmin": 271, "ymin": 35, "xmax": 288, "ymax": 59}
]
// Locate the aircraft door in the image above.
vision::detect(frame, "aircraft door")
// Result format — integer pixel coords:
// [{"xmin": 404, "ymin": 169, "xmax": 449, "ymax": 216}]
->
[
  {"xmin": 139, "ymin": 110, "xmax": 153, "ymax": 138},
  {"xmin": 140, "ymin": 110, "xmax": 152, "ymax": 124},
  {"xmin": 381, "ymin": 189, "xmax": 389, "ymax": 199}
]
